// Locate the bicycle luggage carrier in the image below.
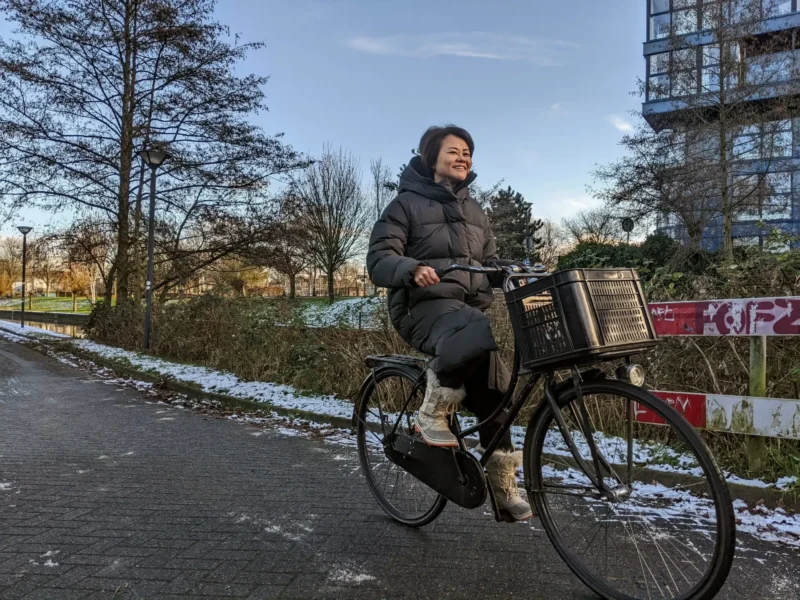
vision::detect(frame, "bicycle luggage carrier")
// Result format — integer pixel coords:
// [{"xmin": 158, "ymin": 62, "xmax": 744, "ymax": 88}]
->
[{"xmin": 505, "ymin": 268, "xmax": 660, "ymax": 371}]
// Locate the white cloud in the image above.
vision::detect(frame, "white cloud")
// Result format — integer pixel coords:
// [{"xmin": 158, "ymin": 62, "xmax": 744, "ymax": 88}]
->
[
  {"xmin": 345, "ymin": 33, "xmax": 579, "ymax": 66},
  {"xmin": 607, "ymin": 114, "xmax": 634, "ymax": 133},
  {"xmin": 536, "ymin": 193, "xmax": 601, "ymax": 221},
  {"xmin": 547, "ymin": 102, "xmax": 571, "ymax": 116}
]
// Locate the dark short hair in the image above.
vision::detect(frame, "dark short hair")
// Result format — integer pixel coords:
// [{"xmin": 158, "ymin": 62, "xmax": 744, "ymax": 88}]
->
[{"xmin": 418, "ymin": 125, "xmax": 475, "ymax": 171}]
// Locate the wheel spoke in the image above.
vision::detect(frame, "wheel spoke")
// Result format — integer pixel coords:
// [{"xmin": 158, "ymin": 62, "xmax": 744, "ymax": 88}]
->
[
  {"xmin": 530, "ymin": 381, "xmax": 734, "ymax": 600},
  {"xmin": 356, "ymin": 369, "xmax": 444, "ymax": 526}
]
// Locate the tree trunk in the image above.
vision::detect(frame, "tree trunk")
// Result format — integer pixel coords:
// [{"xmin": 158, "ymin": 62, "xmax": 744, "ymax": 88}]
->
[
  {"xmin": 114, "ymin": 1, "xmax": 138, "ymax": 304},
  {"xmin": 722, "ymin": 210, "xmax": 734, "ymax": 259},
  {"xmin": 131, "ymin": 165, "xmax": 147, "ymax": 302},
  {"xmin": 289, "ymin": 274, "xmax": 296, "ymax": 299},
  {"xmin": 103, "ymin": 264, "xmax": 116, "ymax": 306},
  {"xmin": 72, "ymin": 292, "xmax": 76, "ymax": 312},
  {"xmin": 327, "ymin": 268, "xmax": 335, "ymax": 303}
]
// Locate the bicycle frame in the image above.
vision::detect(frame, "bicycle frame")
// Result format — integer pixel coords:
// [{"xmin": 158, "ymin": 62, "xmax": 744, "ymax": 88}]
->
[{"xmin": 369, "ymin": 264, "xmax": 628, "ymax": 498}]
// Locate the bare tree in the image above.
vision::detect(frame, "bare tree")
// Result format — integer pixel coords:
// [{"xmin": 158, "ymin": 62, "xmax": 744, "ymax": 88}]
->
[
  {"xmin": 562, "ymin": 208, "xmax": 624, "ymax": 245},
  {"xmin": 611, "ymin": 0, "xmax": 800, "ymax": 258},
  {"xmin": 591, "ymin": 119, "xmax": 722, "ymax": 249},
  {"xmin": 29, "ymin": 236, "xmax": 62, "ymax": 295},
  {"xmin": 59, "ymin": 218, "xmax": 116, "ymax": 304},
  {"xmin": 292, "ymin": 147, "xmax": 371, "ymax": 302},
  {"xmin": 369, "ymin": 158, "xmax": 394, "ymax": 222},
  {"xmin": 537, "ymin": 219, "xmax": 569, "ymax": 270},
  {"xmin": 0, "ymin": 0, "xmax": 305, "ymax": 303},
  {"xmin": 0, "ymin": 237, "xmax": 22, "ymax": 296},
  {"xmin": 245, "ymin": 195, "xmax": 310, "ymax": 298}
]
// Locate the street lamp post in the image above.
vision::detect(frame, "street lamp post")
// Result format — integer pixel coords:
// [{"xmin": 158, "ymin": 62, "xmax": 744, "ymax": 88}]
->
[
  {"xmin": 139, "ymin": 146, "xmax": 171, "ymax": 351},
  {"xmin": 17, "ymin": 226, "xmax": 32, "ymax": 329}
]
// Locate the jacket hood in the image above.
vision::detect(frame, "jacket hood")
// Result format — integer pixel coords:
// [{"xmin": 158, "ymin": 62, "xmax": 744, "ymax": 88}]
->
[{"xmin": 398, "ymin": 156, "xmax": 477, "ymax": 202}]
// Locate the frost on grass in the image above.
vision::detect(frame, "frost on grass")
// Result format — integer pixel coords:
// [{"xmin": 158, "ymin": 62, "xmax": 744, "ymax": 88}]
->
[
  {"xmin": 301, "ymin": 297, "xmax": 383, "ymax": 330},
  {"xmin": 72, "ymin": 339, "xmax": 354, "ymax": 420}
]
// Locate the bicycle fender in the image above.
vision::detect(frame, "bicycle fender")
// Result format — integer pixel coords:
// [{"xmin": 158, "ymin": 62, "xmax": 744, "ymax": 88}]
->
[
  {"xmin": 531, "ymin": 369, "xmax": 606, "ymax": 423},
  {"xmin": 351, "ymin": 363, "xmax": 424, "ymax": 431}
]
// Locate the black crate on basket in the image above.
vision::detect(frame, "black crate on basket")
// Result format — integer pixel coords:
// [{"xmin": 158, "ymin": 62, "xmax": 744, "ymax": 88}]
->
[{"xmin": 505, "ymin": 268, "xmax": 660, "ymax": 371}]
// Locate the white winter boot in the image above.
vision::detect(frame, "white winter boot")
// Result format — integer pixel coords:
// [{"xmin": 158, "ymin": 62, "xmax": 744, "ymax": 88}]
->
[
  {"xmin": 485, "ymin": 449, "xmax": 534, "ymax": 522},
  {"xmin": 414, "ymin": 369, "xmax": 466, "ymax": 447}
]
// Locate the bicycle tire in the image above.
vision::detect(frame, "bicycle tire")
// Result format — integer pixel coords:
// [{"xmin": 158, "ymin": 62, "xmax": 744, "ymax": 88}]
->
[
  {"xmin": 525, "ymin": 378, "xmax": 736, "ymax": 600},
  {"xmin": 356, "ymin": 364, "xmax": 447, "ymax": 527}
]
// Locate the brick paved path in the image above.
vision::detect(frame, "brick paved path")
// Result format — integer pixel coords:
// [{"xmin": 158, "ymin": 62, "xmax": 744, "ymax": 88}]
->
[{"xmin": 0, "ymin": 338, "xmax": 798, "ymax": 599}]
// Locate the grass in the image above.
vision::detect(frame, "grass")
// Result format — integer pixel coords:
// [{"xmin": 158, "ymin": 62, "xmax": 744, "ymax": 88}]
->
[{"xmin": 0, "ymin": 296, "xmax": 99, "ymax": 313}]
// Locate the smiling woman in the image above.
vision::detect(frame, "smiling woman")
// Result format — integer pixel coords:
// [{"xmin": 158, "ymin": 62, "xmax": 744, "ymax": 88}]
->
[
  {"xmin": 419, "ymin": 125, "xmax": 474, "ymax": 186},
  {"xmin": 367, "ymin": 124, "xmax": 534, "ymax": 522}
]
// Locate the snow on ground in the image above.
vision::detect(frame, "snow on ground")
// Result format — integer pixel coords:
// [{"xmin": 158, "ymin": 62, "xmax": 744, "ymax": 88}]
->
[
  {"xmin": 0, "ymin": 320, "xmax": 69, "ymax": 339},
  {"xmin": 0, "ymin": 320, "xmax": 799, "ymax": 549},
  {"xmin": 300, "ymin": 297, "xmax": 383, "ymax": 329},
  {"xmin": 72, "ymin": 339, "xmax": 355, "ymax": 420},
  {"xmin": 538, "ymin": 463, "xmax": 800, "ymax": 550},
  {"xmin": 0, "ymin": 320, "xmax": 795, "ymax": 492}
]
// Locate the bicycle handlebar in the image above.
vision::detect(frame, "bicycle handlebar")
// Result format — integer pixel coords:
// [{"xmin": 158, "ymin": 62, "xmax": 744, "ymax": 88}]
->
[{"xmin": 434, "ymin": 263, "xmax": 549, "ymax": 278}]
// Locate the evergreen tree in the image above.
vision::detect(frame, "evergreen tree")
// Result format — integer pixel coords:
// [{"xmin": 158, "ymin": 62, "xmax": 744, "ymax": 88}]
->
[{"xmin": 487, "ymin": 186, "xmax": 543, "ymax": 262}]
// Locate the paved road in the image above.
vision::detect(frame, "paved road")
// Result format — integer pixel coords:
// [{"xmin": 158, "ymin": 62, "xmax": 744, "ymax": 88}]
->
[{"xmin": 0, "ymin": 338, "xmax": 798, "ymax": 600}]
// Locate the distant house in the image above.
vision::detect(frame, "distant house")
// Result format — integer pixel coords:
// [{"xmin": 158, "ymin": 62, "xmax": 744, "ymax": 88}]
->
[{"xmin": 12, "ymin": 278, "xmax": 48, "ymax": 295}]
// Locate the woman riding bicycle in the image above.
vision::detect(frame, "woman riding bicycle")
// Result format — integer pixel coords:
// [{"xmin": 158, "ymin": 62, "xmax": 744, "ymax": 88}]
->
[{"xmin": 366, "ymin": 125, "xmax": 532, "ymax": 522}]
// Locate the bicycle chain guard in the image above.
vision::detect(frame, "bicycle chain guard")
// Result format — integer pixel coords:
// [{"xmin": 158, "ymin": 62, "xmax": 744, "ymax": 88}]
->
[{"xmin": 385, "ymin": 433, "xmax": 487, "ymax": 509}]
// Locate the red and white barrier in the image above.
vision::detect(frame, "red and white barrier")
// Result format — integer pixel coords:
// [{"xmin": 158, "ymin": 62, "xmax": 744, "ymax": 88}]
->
[
  {"xmin": 648, "ymin": 298, "xmax": 800, "ymax": 336},
  {"xmin": 638, "ymin": 297, "xmax": 800, "ymax": 439},
  {"xmin": 637, "ymin": 391, "xmax": 800, "ymax": 440}
]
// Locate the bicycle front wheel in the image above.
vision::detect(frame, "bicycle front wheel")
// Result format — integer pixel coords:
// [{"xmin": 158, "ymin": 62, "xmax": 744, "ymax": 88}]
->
[{"xmin": 525, "ymin": 378, "xmax": 735, "ymax": 600}]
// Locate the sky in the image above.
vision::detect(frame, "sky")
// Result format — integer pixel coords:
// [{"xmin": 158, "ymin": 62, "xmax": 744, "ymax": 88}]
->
[{"xmin": 0, "ymin": 0, "xmax": 647, "ymax": 235}]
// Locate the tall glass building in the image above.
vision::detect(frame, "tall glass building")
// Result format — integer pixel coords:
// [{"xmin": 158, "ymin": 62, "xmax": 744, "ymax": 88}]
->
[{"xmin": 643, "ymin": 0, "xmax": 800, "ymax": 249}]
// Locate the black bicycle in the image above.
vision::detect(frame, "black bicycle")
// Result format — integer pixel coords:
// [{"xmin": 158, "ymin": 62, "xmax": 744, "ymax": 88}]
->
[{"xmin": 353, "ymin": 264, "xmax": 735, "ymax": 600}]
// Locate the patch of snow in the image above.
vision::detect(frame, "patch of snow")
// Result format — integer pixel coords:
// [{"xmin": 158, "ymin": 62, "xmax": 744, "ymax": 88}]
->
[
  {"xmin": 0, "ymin": 320, "xmax": 68, "ymax": 338},
  {"xmin": 301, "ymin": 297, "xmax": 384, "ymax": 330},
  {"xmin": 71, "ymin": 339, "xmax": 355, "ymax": 420},
  {"xmin": 43, "ymin": 560, "xmax": 59, "ymax": 567},
  {"xmin": 0, "ymin": 482, "xmax": 11, "ymax": 491},
  {"xmin": 768, "ymin": 573, "xmax": 799, "ymax": 597},
  {"xmin": 328, "ymin": 568, "xmax": 376, "ymax": 585},
  {"xmin": 776, "ymin": 476, "xmax": 798, "ymax": 490}
]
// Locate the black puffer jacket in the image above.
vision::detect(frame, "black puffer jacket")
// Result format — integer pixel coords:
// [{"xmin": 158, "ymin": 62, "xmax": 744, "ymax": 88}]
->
[{"xmin": 367, "ymin": 157, "xmax": 501, "ymax": 372}]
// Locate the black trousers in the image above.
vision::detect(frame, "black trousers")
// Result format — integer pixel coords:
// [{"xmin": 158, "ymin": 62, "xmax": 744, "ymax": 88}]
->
[{"xmin": 437, "ymin": 352, "xmax": 514, "ymax": 452}]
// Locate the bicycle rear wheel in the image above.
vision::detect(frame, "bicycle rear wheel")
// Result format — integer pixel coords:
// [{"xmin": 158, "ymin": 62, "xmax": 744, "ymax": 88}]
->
[
  {"xmin": 355, "ymin": 365, "xmax": 447, "ymax": 527},
  {"xmin": 525, "ymin": 378, "xmax": 735, "ymax": 600}
]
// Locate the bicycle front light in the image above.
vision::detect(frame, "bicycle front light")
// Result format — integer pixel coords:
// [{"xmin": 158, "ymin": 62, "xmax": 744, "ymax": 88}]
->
[{"xmin": 616, "ymin": 364, "xmax": 645, "ymax": 387}]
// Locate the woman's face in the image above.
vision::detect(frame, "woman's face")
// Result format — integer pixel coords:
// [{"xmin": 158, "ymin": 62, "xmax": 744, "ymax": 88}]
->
[{"xmin": 433, "ymin": 135, "xmax": 472, "ymax": 184}]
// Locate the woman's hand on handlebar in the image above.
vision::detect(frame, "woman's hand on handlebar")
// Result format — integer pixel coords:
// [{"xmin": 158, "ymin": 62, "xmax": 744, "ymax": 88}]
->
[{"xmin": 414, "ymin": 265, "xmax": 440, "ymax": 288}]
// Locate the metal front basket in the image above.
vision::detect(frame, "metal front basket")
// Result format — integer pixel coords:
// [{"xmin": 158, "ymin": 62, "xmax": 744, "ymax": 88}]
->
[{"xmin": 504, "ymin": 268, "xmax": 660, "ymax": 371}]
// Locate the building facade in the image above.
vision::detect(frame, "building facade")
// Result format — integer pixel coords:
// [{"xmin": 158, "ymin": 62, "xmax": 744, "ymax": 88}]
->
[{"xmin": 643, "ymin": 0, "xmax": 800, "ymax": 249}]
